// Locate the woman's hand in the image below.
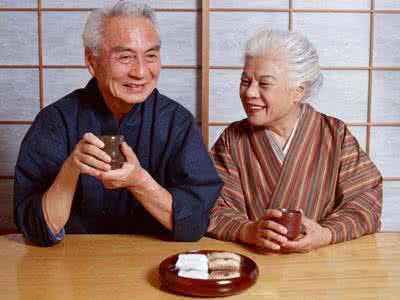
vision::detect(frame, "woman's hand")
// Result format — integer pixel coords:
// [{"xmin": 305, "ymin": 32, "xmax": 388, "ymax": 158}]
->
[
  {"xmin": 239, "ymin": 209, "xmax": 289, "ymax": 251},
  {"xmin": 281, "ymin": 216, "xmax": 332, "ymax": 253}
]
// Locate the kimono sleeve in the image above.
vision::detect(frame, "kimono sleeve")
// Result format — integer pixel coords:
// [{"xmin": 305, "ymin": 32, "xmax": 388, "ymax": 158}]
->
[
  {"xmin": 319, "ymin": 126, "xmax": 383, "ymax": 243},
  {"xmin": 165, "ymin": 116, "xmax": 223, "ymax": 241},
  {"xmin": 207, "ymin": 127, "xmax": 251, "ymax": 242},
  {"xmin": 14, "ymin": 106, "xmax": 69, "ymax": 246}
]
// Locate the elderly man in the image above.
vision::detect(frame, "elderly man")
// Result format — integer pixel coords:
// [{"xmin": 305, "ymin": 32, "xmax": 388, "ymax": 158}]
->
[{"xmin": 14, "ymin": 1, "xmax": 222, "ymax": 246}]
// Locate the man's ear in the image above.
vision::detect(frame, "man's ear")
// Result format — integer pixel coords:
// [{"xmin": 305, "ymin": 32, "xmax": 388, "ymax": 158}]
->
[
  {"xmin": 293, "ymin": 83, "xmax": 306, "ymax": 103},
  {"xmin": 85, "ymin": 48, "xmax": 97, "ymax": 77}
]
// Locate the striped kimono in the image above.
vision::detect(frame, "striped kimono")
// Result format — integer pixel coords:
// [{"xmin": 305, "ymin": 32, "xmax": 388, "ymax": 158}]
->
[{"xmin": 208, "ymin": 104, "xmax": 382, "ymax": 244}]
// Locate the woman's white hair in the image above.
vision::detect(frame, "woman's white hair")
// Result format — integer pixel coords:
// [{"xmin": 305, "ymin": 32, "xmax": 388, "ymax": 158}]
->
[
  {"xmin": 245, "ymin": 30, "xmax": 323, "ymax": 100},
  {"xmin": 82, "ymin": 1, "xmax": 159, "ymax": 56}
]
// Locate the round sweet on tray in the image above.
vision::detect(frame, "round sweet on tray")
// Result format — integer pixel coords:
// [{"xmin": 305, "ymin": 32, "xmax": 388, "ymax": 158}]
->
[{"xmin": 159, "ymin": 250, "xmax": 259, "ymax": 297}]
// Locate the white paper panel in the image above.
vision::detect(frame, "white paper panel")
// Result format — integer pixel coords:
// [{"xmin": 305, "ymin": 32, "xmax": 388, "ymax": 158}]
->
[
  {"xmin": 42, "ymin": 12, "xmax": 89, "ymax": 65},
  {"xmin": 370, "ymin": 127, "xmax": 400, "ymax": 178},
  {"xmin": 0, "ymin": 180, "xmax": 15, "ymax": 231},
  {"xmin": 381, "ymin": 181, "xmax": 400, "ymax": 231},
  {"xmin": 309, "ymin": 70, "xmax": 369, "ymax": 123},
  {"xmin": 157, "ymin": 12, "xmax": 199, "ymax": 66},
  {"xmin": 373, "ymin": 14, "xmax": 400, "ymax": 67},
  {"xmin": 209, "ymin": 69, "xmax": 368, "ymax": 124},
  {"xmin": 347, "ymin": 126, "xmax": 367, "ymax": 152},
  {"xmin": 158, "ymin": 69, "xmax": 199, "ymax": 119},
  {"xmin": 375, "ymin": 0, "xmax": 400, "ymax": 10},
  {"xmin": 42, "ymin": 0, "xmax": 198, "ymax": 9},
  {"xmin": 43, "ymin": 69, "xmax": 92, "ymax": 107},
  {"xmin": 293, "ymin": 13, "xmax": 370, "ymax": 66},
  {"xmin": 371, "ymin": 71, "xmax": 400, "ymax": 122},
  {"xmin": 210, "ymin": 0, "xmax": 288, "ymax": 9},
  {"xmin": 208, "ymin": 126, "xmax": 226, "ymax": 149},
  {"xmin": 0, "ymin": 69, "xmax": 40, "ymax": 121},
  {"xmin": 210, "ymin": 12, "xmax": 288, "ymax": 66},
  {"xmin": 293, "ymin": 0, "xmax": 370, "ymax": 9},
  {"xmin": 0, "ymin": 0, "xmax": 36, "ymax": 8},
  {"xmin": 209, "ymin": 69, "xmax": 245, "ymax": 123},
  {"xmin": 0, "ymin": 125, "xmax": 30, "ymax": 176},
  {"xmin": 42, "ymin": 11, "xmax": 199, "ymax": 66},
  {"xmin": 0, "ymin": 12, "xmax": 38, "ymax": 65}
]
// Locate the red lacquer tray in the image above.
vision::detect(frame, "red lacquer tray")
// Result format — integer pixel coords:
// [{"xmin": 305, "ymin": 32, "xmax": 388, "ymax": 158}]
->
[{"xmin": 159, "ymin": 250, "xmax": 259, "ymax": 297}]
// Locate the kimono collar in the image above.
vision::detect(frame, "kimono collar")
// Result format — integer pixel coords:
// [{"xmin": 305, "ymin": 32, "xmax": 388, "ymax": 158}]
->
[{"xmin": 83, "ymin": 77, "xmax": 156, "ymax": 130}]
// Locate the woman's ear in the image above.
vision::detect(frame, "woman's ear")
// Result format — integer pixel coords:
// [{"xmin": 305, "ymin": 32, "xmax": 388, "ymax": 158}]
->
[
  {"xmin": 85, "ymin": 48, "xmax": 97, "ymax": 77},
  {"xmin": 294, "ymin": 83, "xmax": 306, "ymax": 103}
]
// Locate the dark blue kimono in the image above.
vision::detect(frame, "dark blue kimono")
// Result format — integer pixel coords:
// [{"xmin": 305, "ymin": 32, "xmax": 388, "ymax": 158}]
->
[{"xmin": 14, "ymin": 78, "xmax": 222, "ymax": 246}]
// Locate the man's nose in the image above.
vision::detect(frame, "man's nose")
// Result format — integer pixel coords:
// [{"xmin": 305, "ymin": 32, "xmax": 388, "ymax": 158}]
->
[{"xmin": 128, "ymin": 57, "xmax": 146, "ymax": 78}]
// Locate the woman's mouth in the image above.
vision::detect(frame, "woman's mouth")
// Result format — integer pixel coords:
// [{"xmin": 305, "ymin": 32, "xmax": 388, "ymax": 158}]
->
[{"xmin": 245, "ymin": 104, "xmax": 266, "ymax": 114}]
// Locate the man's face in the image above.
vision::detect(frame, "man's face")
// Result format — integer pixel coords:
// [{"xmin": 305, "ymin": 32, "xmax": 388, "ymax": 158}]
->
[{"xmin": 86, "ymin": 16, "xmax": 161, "ymax": 111}]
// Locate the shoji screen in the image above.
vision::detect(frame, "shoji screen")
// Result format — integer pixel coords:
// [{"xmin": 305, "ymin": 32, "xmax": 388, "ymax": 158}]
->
[
  {"xmin": 205, "ymin": 0, "xmax": 400, "ymax": 231},
  {"xmin": 0, "ymin": 0, "xmax": 399, "ymax": 231},
  {"xmin": 0, "ymin": 0, "xmax": 201, "ymax": 232}
]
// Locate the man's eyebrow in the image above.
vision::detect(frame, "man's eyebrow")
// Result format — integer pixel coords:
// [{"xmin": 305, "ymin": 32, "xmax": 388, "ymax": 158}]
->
[
  {"xmin": 145, "ymin": 45, "xmax": 161, "ymax": 53},
  {"xmin": 111, "ymin": 46, "xmax": 134, "ymax": 53},
  {"xmin": 110, "ymin": 45, "xmax": 161, "ymax": 53}
]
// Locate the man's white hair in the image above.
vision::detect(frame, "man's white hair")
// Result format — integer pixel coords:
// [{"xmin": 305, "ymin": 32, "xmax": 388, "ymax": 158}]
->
[{"xmin": 82, "ymin": 1, "xmax": 159, "ymax": 56}]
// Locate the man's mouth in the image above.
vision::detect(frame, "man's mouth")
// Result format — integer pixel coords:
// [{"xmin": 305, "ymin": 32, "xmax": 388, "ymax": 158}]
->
[
  {"xmin": 123, "ymin": 83, "xmax": 145, "ymax": 88},
  {"xmin": 123, "ymin": 83, "xmax": 146, "ymax": 92}
]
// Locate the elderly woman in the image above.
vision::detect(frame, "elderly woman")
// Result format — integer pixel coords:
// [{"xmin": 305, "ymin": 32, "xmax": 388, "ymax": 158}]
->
[{"xmin": 207, "ymin": 30, "xmax": 382, "ymax": 253}]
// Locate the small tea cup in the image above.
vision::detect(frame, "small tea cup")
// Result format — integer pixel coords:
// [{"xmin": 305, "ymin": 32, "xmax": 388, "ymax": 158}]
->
[
  {"xmin": 273, "ymin": 208, "xmax": 302, "ymax": 240},
  {"xmin": 98, "ymin": 135, "xmax": 126, "ymax": 170}
]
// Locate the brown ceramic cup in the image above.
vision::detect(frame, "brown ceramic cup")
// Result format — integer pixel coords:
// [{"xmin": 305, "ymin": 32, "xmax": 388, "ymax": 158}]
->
[
  {"xmin": 98, "ymin": 135, "xmax": 126, "ymax": 170},
  {"xmin": 273, "ymin": 209, "xmax": 302, "ymax": 240}
]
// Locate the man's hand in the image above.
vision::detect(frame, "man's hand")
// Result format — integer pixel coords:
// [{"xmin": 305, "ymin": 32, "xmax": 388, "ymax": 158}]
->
[
  {"xmin": 43, "ymin": 132, "xmax": 111, "ymax": 235},
  {"xmin": 281, "ymin": 216, "xmax": 332, "ymax": 253},
  {"xmin": 97, "ymin": 142, "xmax": 148, "ymax": 189},
  {"xmin": 97, "ymin": 142, "xmax": 173, "ymax": 231},
  {"xmin": 239, "ymin": 209, "xmax": 288, "ymax": 251},
  {"xmin": 67, "ymin": 132, "xmax": 111, "ymax": 176}
]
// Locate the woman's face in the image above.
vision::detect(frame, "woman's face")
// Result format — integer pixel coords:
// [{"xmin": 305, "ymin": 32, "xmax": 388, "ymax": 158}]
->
[{"xmin": 240, "ymin": 51, "xmax": 303, "ymax": 128}]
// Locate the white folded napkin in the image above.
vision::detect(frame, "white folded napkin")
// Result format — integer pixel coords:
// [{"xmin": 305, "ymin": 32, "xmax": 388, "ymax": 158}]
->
[
  {"xmin": 175, "ymin": 254, "xmax": 209, "ymax": 279},
  {"xmin": 175, "ymin": 254, "xmax": 208, "ymax": 271},
  {"xmin": 177, "ymin": 269, "xmax": 209, "ymax": 280}
]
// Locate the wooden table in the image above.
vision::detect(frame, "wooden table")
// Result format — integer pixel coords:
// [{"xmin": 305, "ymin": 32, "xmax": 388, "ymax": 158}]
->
[{"xmin": 1, "ymin": 233, "xmax": 399, "ymax": 299}]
